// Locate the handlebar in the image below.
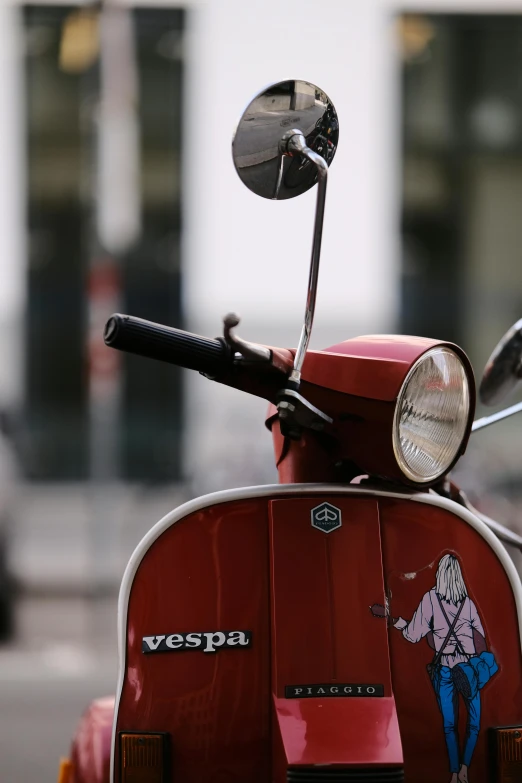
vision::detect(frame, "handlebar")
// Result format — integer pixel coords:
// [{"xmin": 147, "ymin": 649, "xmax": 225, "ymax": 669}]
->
[{"xmin": 104, "ymin": 314, "xmax": 232, "ymax": 376}]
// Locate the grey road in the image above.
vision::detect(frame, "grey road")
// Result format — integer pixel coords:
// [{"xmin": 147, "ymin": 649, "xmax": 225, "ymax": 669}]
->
[{"xmin": 0, "ymin": 596, "xmax": 119, "ymax": 783}]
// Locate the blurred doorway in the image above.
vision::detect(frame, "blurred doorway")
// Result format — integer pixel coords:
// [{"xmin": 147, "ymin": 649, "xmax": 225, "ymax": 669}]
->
[{"xmin": 23, "ymin": 5, "xmax": 184, "ymax": 482}]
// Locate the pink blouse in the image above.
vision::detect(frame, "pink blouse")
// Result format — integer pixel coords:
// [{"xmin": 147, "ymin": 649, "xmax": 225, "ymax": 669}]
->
[{"xmin": 394, "ymin": 588, "xmax": 485, "ymax": 668}]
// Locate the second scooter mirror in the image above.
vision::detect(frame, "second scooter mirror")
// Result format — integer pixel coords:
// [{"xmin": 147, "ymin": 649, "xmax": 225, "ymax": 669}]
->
[
  {"xmin": 232, "ymin": 79, "xmax": 339, "ymax": 200},
  {"xmin": 479, "ymin": 318, "xmax": 522, "ymax": 406}
]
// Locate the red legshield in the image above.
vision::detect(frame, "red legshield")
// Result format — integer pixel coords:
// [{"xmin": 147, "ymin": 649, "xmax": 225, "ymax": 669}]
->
[{"xmin": 113, "ymin": 487, "xmax": 522, "ymax": 782}]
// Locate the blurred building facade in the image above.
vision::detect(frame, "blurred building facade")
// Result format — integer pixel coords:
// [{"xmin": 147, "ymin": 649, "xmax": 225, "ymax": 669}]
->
[
  {"xmin": 400, "ymin": 10, "xmax": 522, "ymax": 526},
  {"xmin": 0, "ymin": 0, "xmax": 399, "ymax": 500},
  {"xmin": 1, "ymin": 0, "xmax": 522, "ymax": 588}
]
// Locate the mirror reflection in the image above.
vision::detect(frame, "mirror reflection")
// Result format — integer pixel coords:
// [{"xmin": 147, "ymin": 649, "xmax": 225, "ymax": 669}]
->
[{"xmin": 232, "ymin": 79, "xmax": 339, "ymax": 200}]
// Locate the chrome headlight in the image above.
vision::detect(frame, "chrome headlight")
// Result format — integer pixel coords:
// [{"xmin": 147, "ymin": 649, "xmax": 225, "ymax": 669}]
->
[{"xmin": 393, "ymin": 347, "xmax": 471, "ymax": 483}]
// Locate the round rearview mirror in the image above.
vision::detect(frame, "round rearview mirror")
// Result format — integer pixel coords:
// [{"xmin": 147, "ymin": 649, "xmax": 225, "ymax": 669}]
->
[
  {"xmin": 479, "ymin": 318, "xmax": 522, "ymax": 405},
  {"xmin": 232, "ymin": 79, "xmax": 339, "ymax": 200}
]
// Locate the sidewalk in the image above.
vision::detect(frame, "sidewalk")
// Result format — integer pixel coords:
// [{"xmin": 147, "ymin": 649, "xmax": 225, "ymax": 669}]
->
[{"xmin": 9, "ymin": 481, "xmax": 189, "ymax": 593}]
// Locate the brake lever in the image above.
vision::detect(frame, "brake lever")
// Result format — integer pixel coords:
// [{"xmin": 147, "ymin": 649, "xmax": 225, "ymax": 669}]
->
[
  {"xmin": 223, "ymin": 313, "xmax": 272, "ymax": 363},
  {"xmin": 221, "ymin": 312, "xmax": 331, "ymax": 438}
]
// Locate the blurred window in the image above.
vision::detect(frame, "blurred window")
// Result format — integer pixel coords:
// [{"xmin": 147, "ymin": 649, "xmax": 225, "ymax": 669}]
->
[
  {"xmin": 23, "ymin": 5, "xmax": 184, "ymax": 482},
  {"xmin": 400, "ymin": 14, "xmax": 522, "ymax": 358},
  {"xmin": 122, "ymin": 8, "xmax": 184, "ymax": 482},
  {"xmin": 24, "ymin": 5, "xmax": 88, "ymax": 480}
]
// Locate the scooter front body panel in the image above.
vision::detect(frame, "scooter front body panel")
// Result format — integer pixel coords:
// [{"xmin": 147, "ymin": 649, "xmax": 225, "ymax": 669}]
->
[
  {"xmin": 117, "ymin": 495, "xmax": 273, "ymax": 782},
  {"xmin": 379, "ymin": 495, "xmax": 522, "ymax": 780},
  {"xmin": 110, "ymin": 485, "xmax": 522, "ymax": 783}
]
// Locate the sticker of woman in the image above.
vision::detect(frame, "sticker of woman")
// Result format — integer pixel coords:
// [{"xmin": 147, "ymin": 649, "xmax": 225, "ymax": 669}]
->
[{"xmin": 370, "ymin": 553, "xmax": 496, "ymax": 783}]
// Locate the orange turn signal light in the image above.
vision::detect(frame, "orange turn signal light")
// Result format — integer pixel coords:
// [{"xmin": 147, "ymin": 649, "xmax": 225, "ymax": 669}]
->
[
  {"xmin": 490, "ymin": 725, "xmax": 522, "ymax": 782},
  {"xmin": 57, "ymin": 758, "xmax": 74, "ymax": 783},
  {"xmin": 120, "ymin": 732, "xmax": 169, "ymax": 783}
]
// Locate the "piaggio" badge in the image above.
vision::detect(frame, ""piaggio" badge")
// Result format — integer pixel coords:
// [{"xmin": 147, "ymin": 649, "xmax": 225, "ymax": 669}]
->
[{"xmin": 286, "ymin": 683, "xmax": 384, "ymax": 698}]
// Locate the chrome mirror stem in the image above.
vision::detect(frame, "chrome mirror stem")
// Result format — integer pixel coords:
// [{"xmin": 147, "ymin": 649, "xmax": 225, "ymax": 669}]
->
[
  {"xmin": 273, "ymin": 152, "xmax": 286, "ymax": 200},
  {"xmin": 283, "ymin": 132, "xmax": 329, "ymax": 386},
  {"xmin": 472, "ymin": 399, "xmax": 522, "ymax": 432},
  {"xmin": 479, "ymin": 317, "xmax": 522, "ymax": 405}
]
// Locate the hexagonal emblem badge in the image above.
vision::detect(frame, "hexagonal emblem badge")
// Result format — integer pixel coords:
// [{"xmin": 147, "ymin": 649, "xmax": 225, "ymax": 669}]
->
[{"xmin": 311, "ymin": 502, "xmax": 342, "ymax": 534}]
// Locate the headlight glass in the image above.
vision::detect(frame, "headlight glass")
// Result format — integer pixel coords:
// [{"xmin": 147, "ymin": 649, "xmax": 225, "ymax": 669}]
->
[{"xmin": 393, "ymin": 347, "xmax": 470, "ymax": 483}]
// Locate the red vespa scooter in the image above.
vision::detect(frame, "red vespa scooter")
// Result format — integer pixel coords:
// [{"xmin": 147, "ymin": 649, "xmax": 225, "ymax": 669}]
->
[{"xmin": 60, "ymin": 80, "xmax": 522, "ymax": 783}]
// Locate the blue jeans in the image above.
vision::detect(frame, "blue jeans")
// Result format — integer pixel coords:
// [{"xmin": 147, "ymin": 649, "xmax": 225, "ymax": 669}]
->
[{"xmin": 432, "ymin": 665, "xmax": 481, "ymax": 773}]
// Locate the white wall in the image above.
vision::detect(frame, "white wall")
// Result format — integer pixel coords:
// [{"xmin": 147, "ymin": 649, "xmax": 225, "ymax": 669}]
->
[
  {"xmin": 0, "ymin": 3, "xmax": 26, "ymax": 407},
  {"xmin": 184, "ymin": 0, "xmax": 399, "ymax": 341}
]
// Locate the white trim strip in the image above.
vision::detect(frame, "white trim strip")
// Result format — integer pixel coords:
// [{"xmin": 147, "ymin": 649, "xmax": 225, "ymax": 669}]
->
[{"xmin": 109, "ymin": 483, "xmax": 522, "ymax": 781}]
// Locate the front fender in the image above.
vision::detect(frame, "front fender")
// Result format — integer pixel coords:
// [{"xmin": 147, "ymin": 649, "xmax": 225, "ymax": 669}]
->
[{"xmin": 70, "ymin": 696, "xmax": 114, "ymax": 783}]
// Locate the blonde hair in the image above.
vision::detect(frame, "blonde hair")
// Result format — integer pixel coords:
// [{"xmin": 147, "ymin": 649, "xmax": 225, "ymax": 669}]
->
[{"xmin": 436, "ymin": 554, "xmax": 467, "ymax": 604}]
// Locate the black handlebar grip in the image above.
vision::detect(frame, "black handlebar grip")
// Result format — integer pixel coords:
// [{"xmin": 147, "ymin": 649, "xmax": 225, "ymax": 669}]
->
[{"xmin": 104, "ymin": 314, "xmax": 231, "ymax": 375}]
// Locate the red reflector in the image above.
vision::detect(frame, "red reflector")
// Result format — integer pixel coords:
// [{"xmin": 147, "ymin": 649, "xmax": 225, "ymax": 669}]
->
[
  {"xmin": 120, "ymin": 732, "xmax": 169, "ymax": 783},
  {"xmin": 490, "ymin": 726, "xmax": 522, "ymax": 782}
]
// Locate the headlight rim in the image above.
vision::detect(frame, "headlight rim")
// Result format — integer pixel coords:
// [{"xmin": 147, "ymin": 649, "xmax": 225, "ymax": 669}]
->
[{"xmin": 392, "ymin": 345, "xmax": 472, "ymax": 485}]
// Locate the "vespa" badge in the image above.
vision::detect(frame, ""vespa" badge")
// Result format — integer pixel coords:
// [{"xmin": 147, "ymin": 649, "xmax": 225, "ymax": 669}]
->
[
  {"xmin": 142, "ymin": 630, "xmax": 252, "ymax": 654},
  {"xmin": 286, "ymin": 683, "xmax": 384, "ymax": 698},
  {"xmin": 311, "ymin": 502, "xmax": 342, "ymax": 533}
]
